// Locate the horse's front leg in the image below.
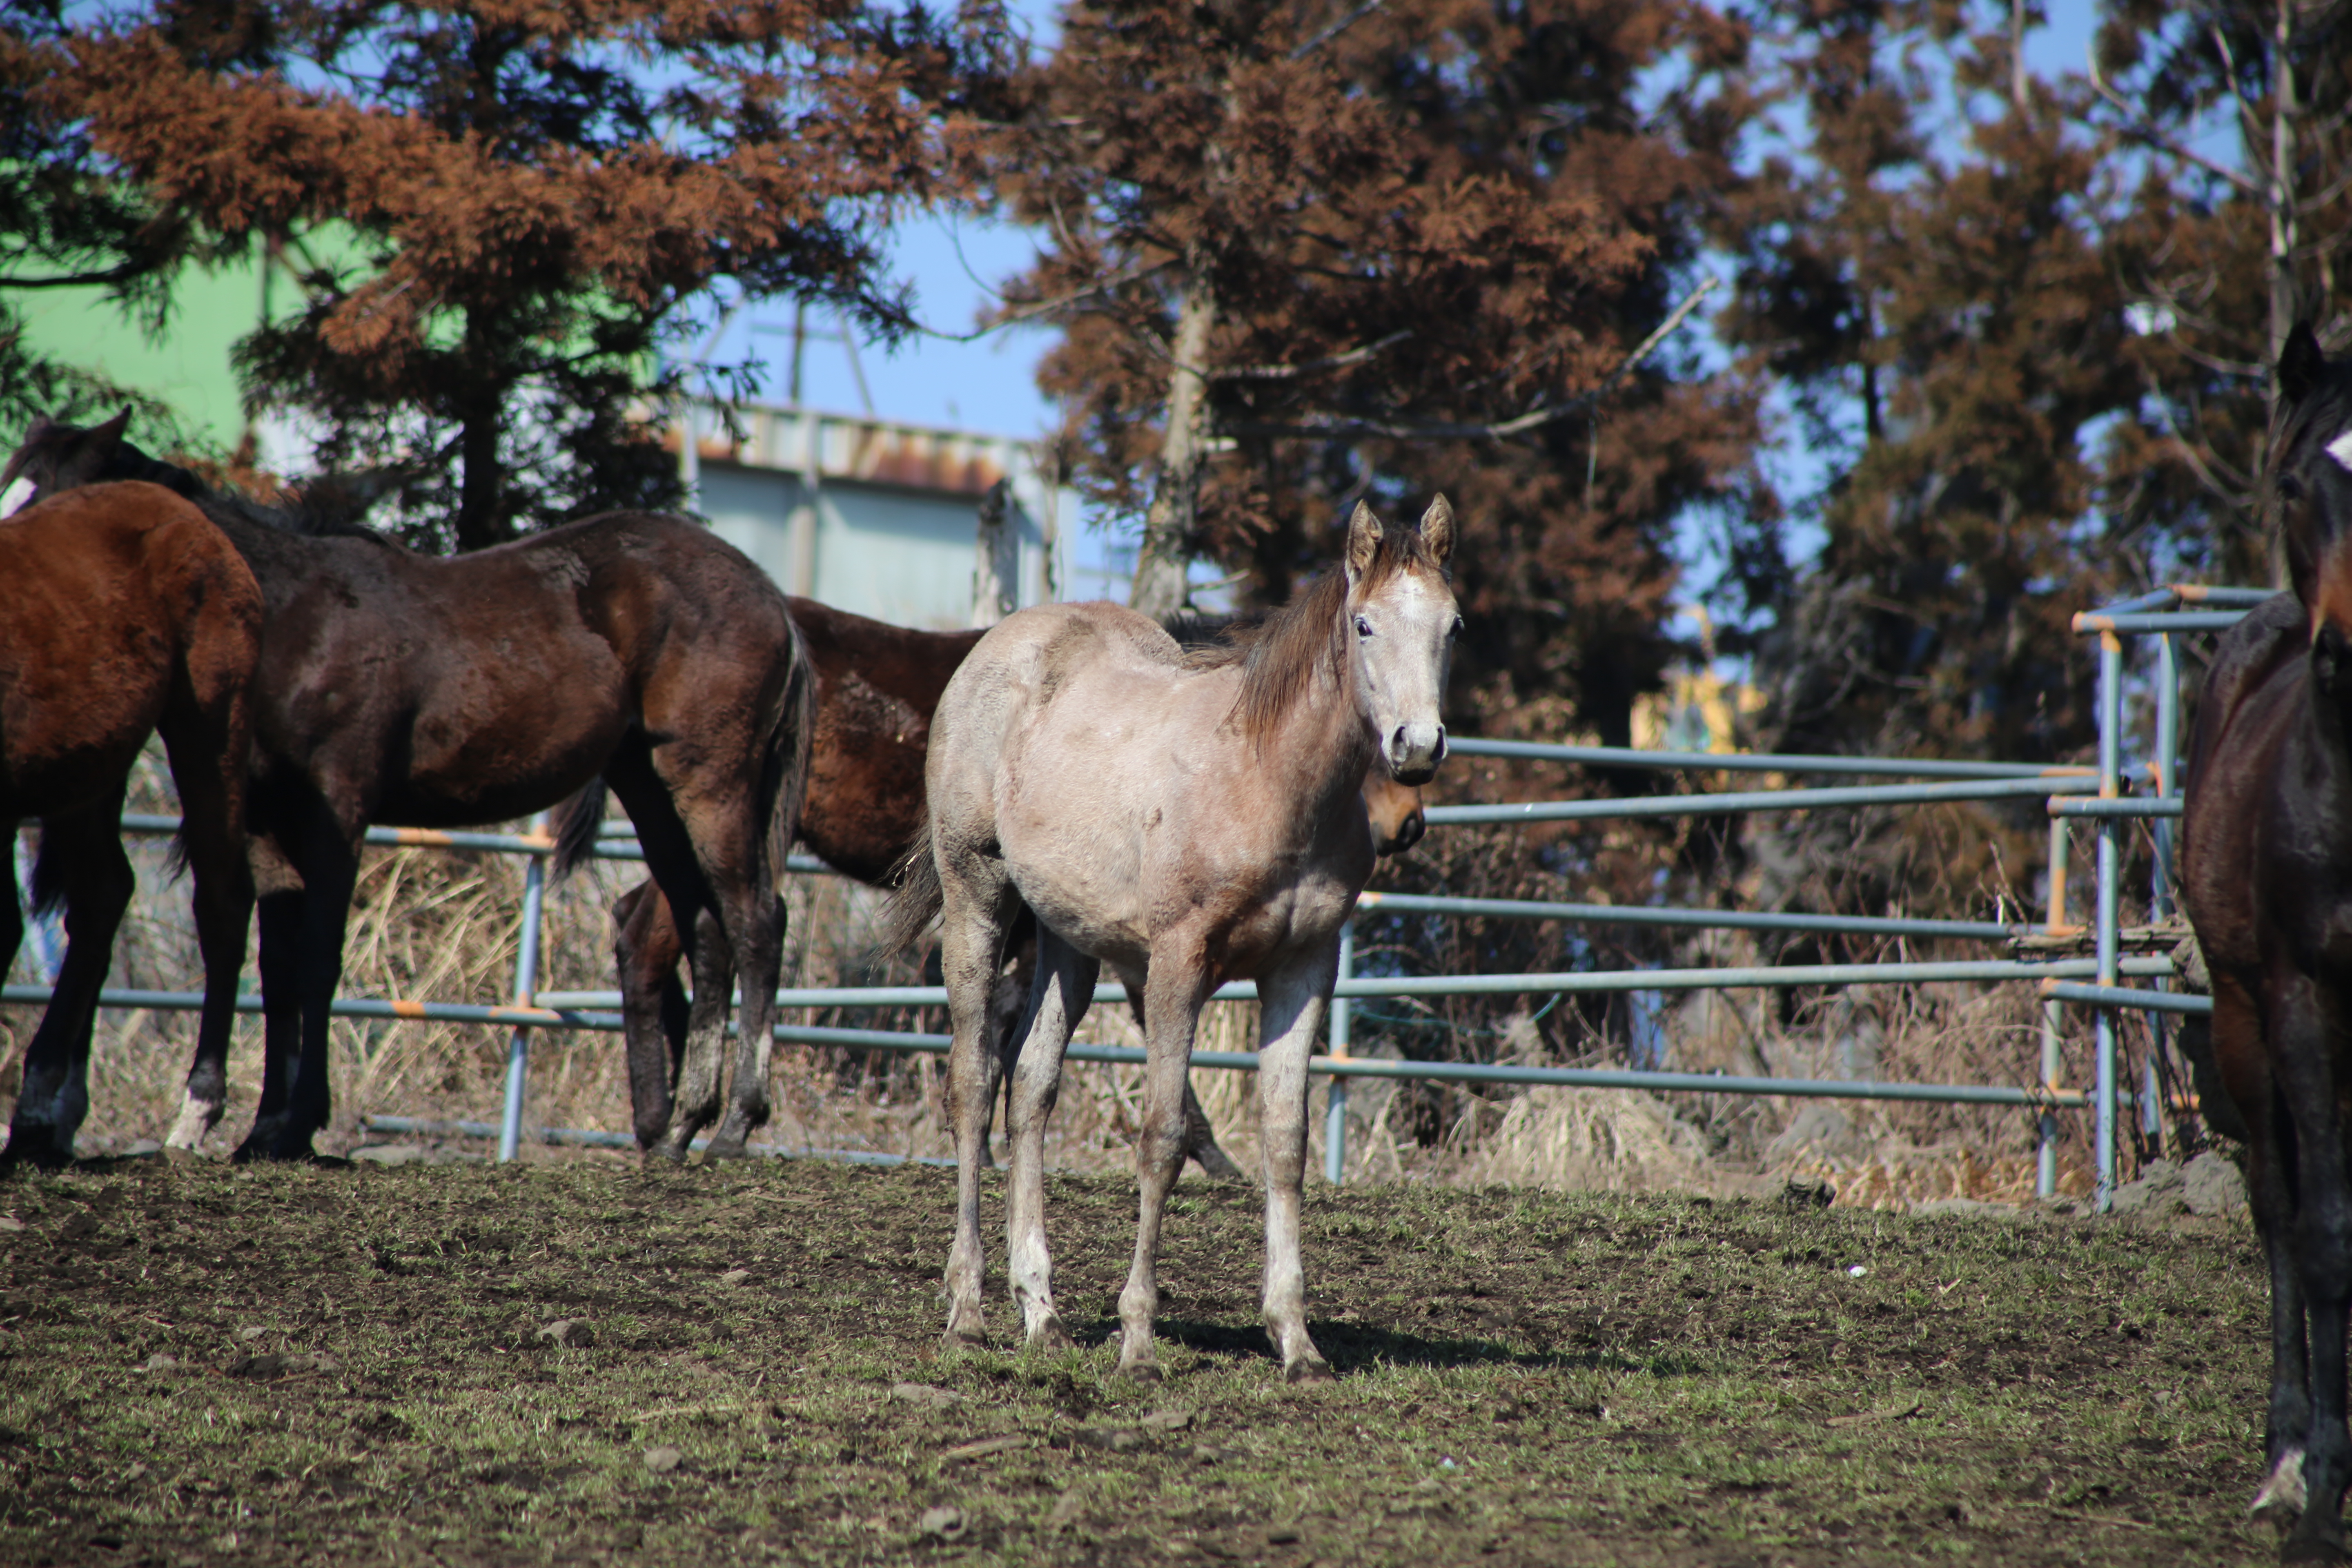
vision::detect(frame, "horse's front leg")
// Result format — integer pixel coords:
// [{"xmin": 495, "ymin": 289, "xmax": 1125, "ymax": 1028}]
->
[
  {"xmin": 1116, "ymin": 945, "xmax": 1213, "ymax": 1380},
  {"xmin": 241, "ymin": 808, "xmax": 359, "ymax": 1162},
  {"xmin": 1254, "ymin": 940, "xmax": 1338, "ymax": 1383},
  {"xmin": 1006, "ymin": 928, "xmax": 1095, "ymax": 1351}
]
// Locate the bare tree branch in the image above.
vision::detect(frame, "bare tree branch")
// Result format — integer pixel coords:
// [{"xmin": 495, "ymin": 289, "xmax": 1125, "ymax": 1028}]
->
[
  {"xmin": 904, "ymin": 256, "xmax": 1175, "ymax": 342},
  {"xmin": 1218, "ymin": 276, "xmax": 1717, "ymax": 441},
  {"xmin": 2087, "ymin": 42, "xmax": 2264, "ymax": 195},
  {"xmin": 1290, "ymin": 0, "xmax": 1387, "ymax": 61},
  {"xmin": 1211, "ymin": 329, "xmax": 1410, "ymax": 381}
]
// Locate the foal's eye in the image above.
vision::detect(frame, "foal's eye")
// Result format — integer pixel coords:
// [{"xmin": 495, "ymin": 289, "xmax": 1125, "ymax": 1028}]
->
[
  {"xmin": 1354, "ymin": 616, "xmax": 1373, "ymax": 638},
  {"xmin": 1449, "ymin": 616, "xmax": 1464, "ymax": 639},
  {"xmin": 2281, "ymin": 472, "xmax": 2307, "ymax": 502}
]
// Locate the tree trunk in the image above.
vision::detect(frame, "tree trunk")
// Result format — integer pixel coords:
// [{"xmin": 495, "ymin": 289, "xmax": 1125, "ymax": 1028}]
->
[
  {"xmin": 1129, "ymin": 260, "xmax": 1216, "ymax": 617},
  {"xmin": 454, "ymin": 314, "xmax": 510, "ymax": 553}
]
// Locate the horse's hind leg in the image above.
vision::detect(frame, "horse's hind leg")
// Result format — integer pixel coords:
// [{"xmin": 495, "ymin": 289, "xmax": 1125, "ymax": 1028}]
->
[
  {"xmin": 1123, "ymin": 982, "xmax": 1243, "ymax": 1181},
  {"xmin": 612, "ymin": 880, "xmax": 688, "ymax": 1151},
  {"xmin": 4, "ymin": 799, "xmax": 133, "ymax": 1168},
  {"xmin": 2274, "ymin": 978, "xmax": 2352, "ymax": 1557},
  {"xmin": 940, "ymin": 849, "xmax": 1018, "ymax": 1348},
  {"xmin": 1007, "ymin": 928, "xmax": 1096, "ymax": 1352},
  {"xmin": 1252, "ymin": 942, "xmax": 1338, "ymax": 1383},
  {"xmin": 705, "ymin": 865, "xmax": 785, "ymax": 1159},
  {"xmin": 158, "ymin": 665, "xmax": 254, "ymax": 1154},
  {"xmin": 1116, "ymin": 940, "xmax": 1216, "ymax": 1381}
]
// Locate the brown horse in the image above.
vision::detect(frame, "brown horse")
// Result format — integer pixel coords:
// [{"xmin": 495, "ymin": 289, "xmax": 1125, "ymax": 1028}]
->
[
  {"xmin": 894, "ymin": 497, "xmax": 1457, "ymax": 1381},
  {"xmin": 7, "ymin": 414, "xmax": 815, "ymax": 1163},
  {"xmin": 593, "ymin": 597, "xmax": 1425, "ymax": 1169},
  {"xmin": 2183, "ymin": 323, "xmax": 2352, "ymax": 1554},
  {"xmin": 0, "ymin": 473, "xmax": 261, "ymax": 1167}
]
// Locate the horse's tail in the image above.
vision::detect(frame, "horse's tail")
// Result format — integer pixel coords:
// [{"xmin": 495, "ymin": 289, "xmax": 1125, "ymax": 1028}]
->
[
  {"xmin": 549, "ymin": 777, "xmax": 608, "ymax": 882},
  {"xmin": 27, "ymin": 827, "xmax": 67, "ymax": 917},
  {"xmin": 879, "ymin": 823, "xmax": 942, "ymax": 955},
  {"xmin": 760, "ymin": 613, "xmax": 819, "ymax": 886}
]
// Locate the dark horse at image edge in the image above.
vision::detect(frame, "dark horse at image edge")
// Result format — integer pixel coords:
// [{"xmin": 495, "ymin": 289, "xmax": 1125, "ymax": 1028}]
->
[
  {"xmin": 6, "ymin": 414, "xmax": 815, "ymax": 1164},
  {"xmin": 2185, "ymin": 323, "xmax": 2352, "ymax": 1561},
  {"xmin": 0, "ymin": 477, "xmax": 262, "ymax": 1168}
]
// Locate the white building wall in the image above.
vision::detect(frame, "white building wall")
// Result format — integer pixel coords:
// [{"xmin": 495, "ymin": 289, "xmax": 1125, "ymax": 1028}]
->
[{"xmin": 681, "ymin": 402, "xmax": 1070, "ymax": 629}]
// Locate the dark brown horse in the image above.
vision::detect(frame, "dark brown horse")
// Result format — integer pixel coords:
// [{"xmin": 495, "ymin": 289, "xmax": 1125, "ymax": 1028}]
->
[
  {"xmin": 0, "ymin": 469, "xmax": 261, "ymax": 1167},
  {"xmin": 588, "ymin": 597, "xmax": 1426, "ymax": 1171},
  {"xmin": 2183, "ymin": 324, "xmax": 2352, "ymax": 1555},
  {"xmin": 7, "ymin": 415, "xmax": 815, "ymax": 1163}
]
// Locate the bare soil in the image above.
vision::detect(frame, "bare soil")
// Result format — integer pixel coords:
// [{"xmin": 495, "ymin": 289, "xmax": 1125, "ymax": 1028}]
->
[{"xmin": 0, "ymin": 1154, "xmax": 2280, "ymax": 1566}]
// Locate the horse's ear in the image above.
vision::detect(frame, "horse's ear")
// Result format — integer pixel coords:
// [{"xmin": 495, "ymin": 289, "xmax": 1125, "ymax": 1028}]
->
[
  {"xmin": 2282, "ymin": 322, "xmax": 2328, "ymax": 406},
  {"xmin": 1417, "ymin": 493, "xmax": 1454, "ymax": 568},
  {"xmin": 1345, "ymin": 499, "xmax": 1384, "ymax": 581},
  {"xmin": 88, "ymin": 408, "xmax": 133, "ymax": 454}
]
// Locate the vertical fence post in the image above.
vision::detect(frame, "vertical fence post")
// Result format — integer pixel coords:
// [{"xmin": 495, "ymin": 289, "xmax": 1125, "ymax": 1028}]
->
[
  {"xmin": 2037, "ymin": 817, "xmax": 2068, "ymax": 1198},
  {"xmin": 1325, "ymin": 918, "xmax": 1354, "ymax": 1185},
  {"xmin": 2094, "ymin": 632, "xmax": 2123, "ymax": 1212},
  {"xmin": 498, "ymin": 812, "xmax": 550, "ymax": 1164}
]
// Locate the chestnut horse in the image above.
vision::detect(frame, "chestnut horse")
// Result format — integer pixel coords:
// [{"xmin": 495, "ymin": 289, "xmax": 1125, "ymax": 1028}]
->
[
  {"xmin": 893, "ymin": 497, "xmax": 1457, "ymax": 1381},
  {"xmin": 2184, "ymin": 323, "xmax": 2352, "ymax": 1554},
  {"xmin": 7, "ymin": 414, "xmax": 814, "ymax": 1163},
  {"xmin": 589, "ymin": 597, "xmax": 1425, "ymax": 1171},
  {"xmin": 0, "ymin": 478, "xmax": 261, "ymax": 1167}
]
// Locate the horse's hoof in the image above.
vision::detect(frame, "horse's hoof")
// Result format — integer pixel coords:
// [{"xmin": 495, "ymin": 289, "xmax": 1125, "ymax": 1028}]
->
[
  {"xmin": 941, "ymin": 1327, "xmax": 990, "ymax": 1352},
  {"xmin": 1283, "ymin": 1356, "xmax": 1337, "ymax": 1386},
  {"xmin": 703, "ymin": 1136, "xmax": 750, "ymax": 1162},
  {"xmin": 1117, "ymin": 1358, "xmax": 1162, "ymax": 1383},
  {"xmin": 1026, "ymin": 1316, "xmax": 1074, "ymax": 1354},
  {"xmin": 0, "ymin": 1128, "xmax": 72, "ymax": 1172}
]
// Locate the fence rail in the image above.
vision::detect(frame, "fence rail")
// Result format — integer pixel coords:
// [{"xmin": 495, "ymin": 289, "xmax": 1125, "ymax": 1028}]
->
[{"xmin": 11, "ymin": 584, "xmax": 2254, "ymax": 1206}]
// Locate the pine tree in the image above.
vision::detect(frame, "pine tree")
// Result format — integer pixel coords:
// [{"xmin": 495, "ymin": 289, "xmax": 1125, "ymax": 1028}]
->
[
  {"xmin": 45, "ymin": 0, "xmax": 1011, "ymax": 549},
  {"xmin": 991, "ymin": 0, "xmax": 1773, "ymax": 740},
  {"xmin": 2082, "ymin": 0, "xmax": 2352, "ymax": 584}
]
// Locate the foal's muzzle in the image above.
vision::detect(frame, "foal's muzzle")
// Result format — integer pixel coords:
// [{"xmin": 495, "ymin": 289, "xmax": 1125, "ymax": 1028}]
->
[{"xmin": 1387, "ymin": 723, "xmax": 1447, "ymax": 786}]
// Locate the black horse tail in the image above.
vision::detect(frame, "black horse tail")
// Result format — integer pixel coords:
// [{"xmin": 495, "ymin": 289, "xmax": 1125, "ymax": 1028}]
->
[
  {"xmin": 878, "ymin": 822, "xmax": 942, "ymax": 956},
  {"xmin": 550, "ymin": 776, "xmax": 609, "ymax": 882},
  {"xmin": 760, "ymin": 613, "xmax": 819, "ymax": 886},
  {"xmin": 27, "ymin": 827, "xmax": 68, "ymax": 917}
]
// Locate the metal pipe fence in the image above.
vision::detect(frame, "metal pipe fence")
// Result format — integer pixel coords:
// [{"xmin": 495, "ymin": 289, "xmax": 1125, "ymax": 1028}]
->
[{"xmin": 11, "ymin": 585, "xmax": 2256, "ymax": 1203}]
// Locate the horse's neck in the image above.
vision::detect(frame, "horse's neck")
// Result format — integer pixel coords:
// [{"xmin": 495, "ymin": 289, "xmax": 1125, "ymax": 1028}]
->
[{"xmin": 1250, "ymin": 643, "xmax": 1376, "ymax": 826}]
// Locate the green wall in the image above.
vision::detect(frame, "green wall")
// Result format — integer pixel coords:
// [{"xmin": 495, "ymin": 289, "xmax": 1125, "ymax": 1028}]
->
[{"xmin": 12, "ymin": 251, "xmax": 269, "ymax": 450}]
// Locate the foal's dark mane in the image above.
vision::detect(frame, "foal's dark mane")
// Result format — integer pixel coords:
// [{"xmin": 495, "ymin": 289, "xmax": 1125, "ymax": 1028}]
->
[
  {"xmin": 1186, "ymin": 527, "xmax": 1438, "ymax": 746},
  {"xmin": 16, "ymin": 418, "xmax": 390, "ymax": 544}
]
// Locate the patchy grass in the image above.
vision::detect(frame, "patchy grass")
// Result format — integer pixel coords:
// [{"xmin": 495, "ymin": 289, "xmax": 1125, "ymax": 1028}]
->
[{"xmin": 0, "ymin": 1157, "xmax": 2279, "ymax": 1565}]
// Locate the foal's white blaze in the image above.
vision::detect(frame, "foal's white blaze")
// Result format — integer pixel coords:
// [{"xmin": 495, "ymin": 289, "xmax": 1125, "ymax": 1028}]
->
[
  {"xmin": 2327, "ymin": 428, "xmax": 2352, "ymax": 473},
  {"xmin": 0, "ymin": 477, "xmax": 31, "ymax": 518},
  {"xmin": 1356, "ymin": 570, "xmax": 1455, "ymax": 784}
]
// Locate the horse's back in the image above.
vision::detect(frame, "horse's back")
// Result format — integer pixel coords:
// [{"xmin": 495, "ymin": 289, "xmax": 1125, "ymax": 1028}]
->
[{"xmin": 0, "ymin": 482, "xmax": 258, "ymax": 806}]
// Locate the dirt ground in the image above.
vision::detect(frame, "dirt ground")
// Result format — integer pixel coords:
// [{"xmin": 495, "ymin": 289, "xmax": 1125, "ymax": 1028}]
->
[{"xmin": 0, "ymin": 1152, "xmax": 2286, "ymax": 1567}]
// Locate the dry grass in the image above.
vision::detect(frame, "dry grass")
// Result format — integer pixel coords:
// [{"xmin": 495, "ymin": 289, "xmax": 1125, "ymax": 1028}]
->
[{"xmin": 5, "ymin": 748, "xmax": 2145, "ymax": 1209}]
